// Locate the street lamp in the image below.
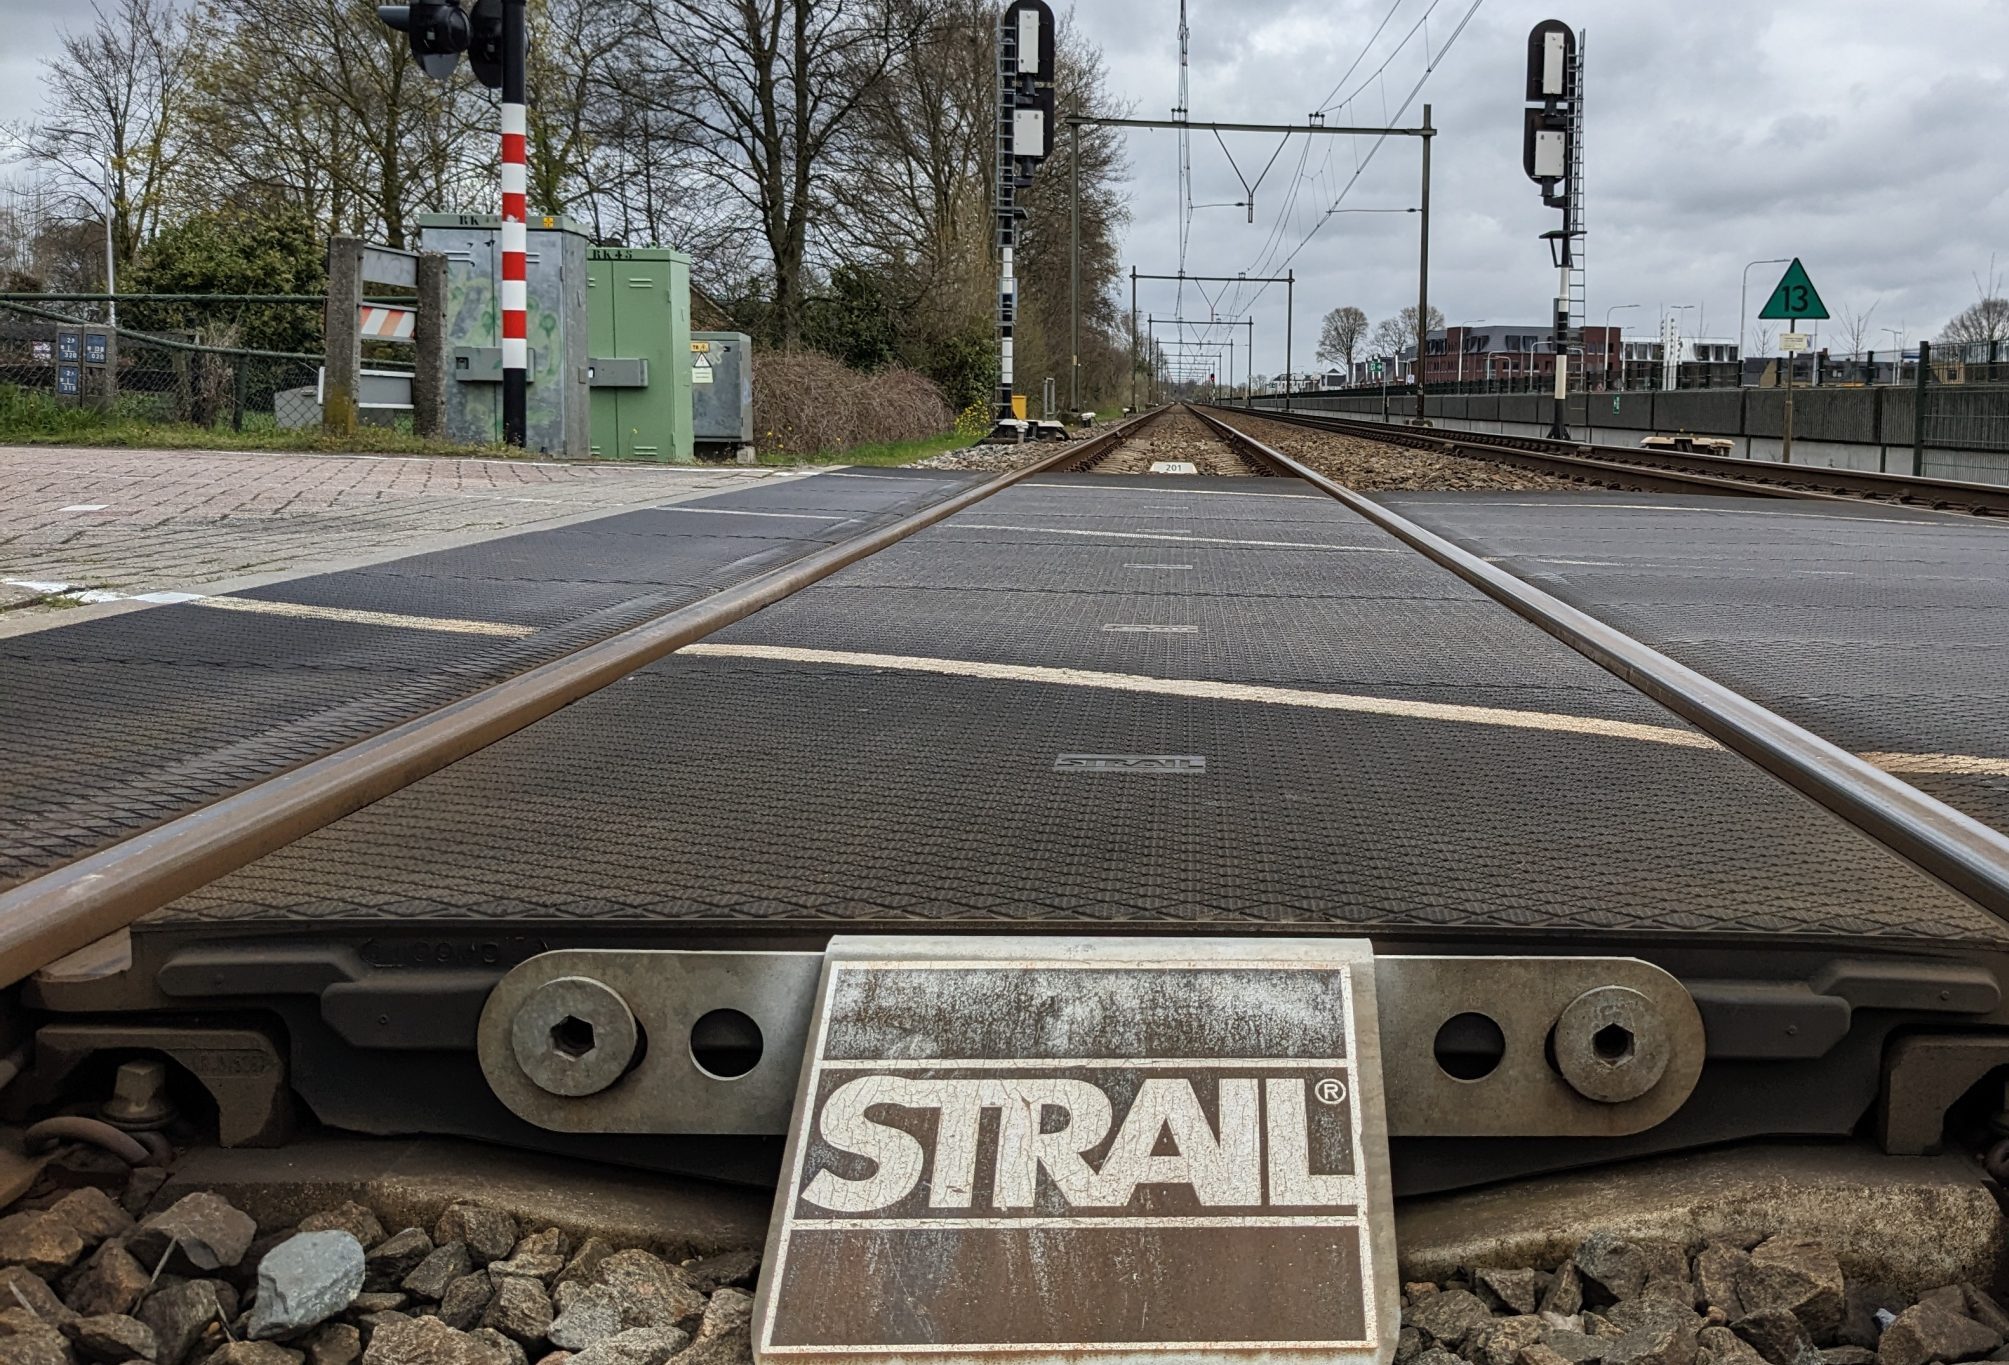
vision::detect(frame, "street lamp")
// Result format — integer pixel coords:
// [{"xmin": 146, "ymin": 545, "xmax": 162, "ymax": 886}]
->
[
  {"xmin": 1604, "ymin": 303, "xmax": 1640, "ymax": 390},
  {"xmin": 1454, "ymin": 319, "xmax": 1486, "ymax": 387},
  {"xmin": 1662, "ymin": 304, "xmax": 1698, "ymax": 391},
  {"xmin": 1739, "ymin": 258, "xmax": 1791, "ymax": 362},
  {"xmin": 47, "ymin": 127, "xmax": 117, "ymax": 330},
  {"xmin": 1883, "ymin": 327, "xmax": 1907, "ymax": 385}
]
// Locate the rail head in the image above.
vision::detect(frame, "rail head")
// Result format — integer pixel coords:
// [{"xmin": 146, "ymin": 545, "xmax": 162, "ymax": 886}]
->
[{"xmin": 1193, "ymin": 405, "xmax": 2009, "ymax": 923}]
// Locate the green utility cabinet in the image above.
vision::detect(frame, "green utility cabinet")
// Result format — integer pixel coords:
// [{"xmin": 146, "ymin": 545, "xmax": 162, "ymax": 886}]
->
[{"xmin": 587, "ymin": 246, "xmax": 693, "ymax": 462}]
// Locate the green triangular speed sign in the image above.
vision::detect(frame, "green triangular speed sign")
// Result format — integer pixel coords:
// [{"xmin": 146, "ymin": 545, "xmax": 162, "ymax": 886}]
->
[{"xmin": 1758, "ymin": 258, "xmax": 1830, "ymax": 321}]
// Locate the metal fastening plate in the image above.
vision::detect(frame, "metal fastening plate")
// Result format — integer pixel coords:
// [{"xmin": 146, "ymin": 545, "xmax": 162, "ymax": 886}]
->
[
  {"xmin": 1379, "ymin": 957, "xmax": 1704, "ymax": 1137},
  {"xmin": 752, "ymin": 935, "xmax": 1395, "ymax": 1365},
  {"xmin": 476, "ymin": 950, "xmax": 1704, "ymax": 1140},
  {"xmin": 477, "ymin": 949, "xmax": 822, "ymax": 1134}
]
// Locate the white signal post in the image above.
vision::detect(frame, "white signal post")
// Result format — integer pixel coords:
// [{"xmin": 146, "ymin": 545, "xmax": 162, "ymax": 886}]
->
[{"xmin": 992, "ymin": 1, "xmax": 1055, "ymax": 442}]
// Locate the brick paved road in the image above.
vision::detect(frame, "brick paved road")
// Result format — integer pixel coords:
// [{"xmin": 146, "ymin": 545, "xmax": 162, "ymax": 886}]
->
[{"xmin": 0, "ymin": 447, "xmax": 786, "ymax": 621}]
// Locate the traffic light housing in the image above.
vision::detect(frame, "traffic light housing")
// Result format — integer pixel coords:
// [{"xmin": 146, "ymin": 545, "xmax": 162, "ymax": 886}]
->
[
  {"xmin": 468, "ymin": 0, "xmax": 504, "ymax": 89},
  {"xmin": 378, "ymin": 0, "xmax": 501, "ymax": 89}
]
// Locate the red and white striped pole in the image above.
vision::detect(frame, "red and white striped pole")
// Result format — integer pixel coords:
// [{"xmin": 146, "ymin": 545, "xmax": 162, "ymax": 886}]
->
[{"xmin": 498, "ymin": 0, "xmax": 528, "ymax": 447}]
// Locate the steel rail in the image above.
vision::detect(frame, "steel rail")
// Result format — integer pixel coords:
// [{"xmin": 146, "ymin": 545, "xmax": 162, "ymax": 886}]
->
[
  {"xmin": 1047, "ymin": 405, "xmax": 1172, "ymax": 473},
  {"xmin": 1236, "ymin": 405, "xmax": 2009, "ymax": 515},
  {"xmin": 1192, "ymin": 405, "xmax": 2009, "ymax": 921},
  {"xmin": 0, "ymin": 417, "xmax": 1155, "ymax": 988}
]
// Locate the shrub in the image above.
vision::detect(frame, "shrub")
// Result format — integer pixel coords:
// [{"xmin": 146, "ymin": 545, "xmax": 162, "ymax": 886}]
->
[{"xmin": 752, "ymin": 350, "xmax": 953, "ymax": 458}]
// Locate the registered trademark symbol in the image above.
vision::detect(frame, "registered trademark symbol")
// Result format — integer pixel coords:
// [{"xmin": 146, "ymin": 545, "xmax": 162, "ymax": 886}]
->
[{"xmin": 1315, "ymin": 1077, "xmax": 1346, "ymax": 1106}]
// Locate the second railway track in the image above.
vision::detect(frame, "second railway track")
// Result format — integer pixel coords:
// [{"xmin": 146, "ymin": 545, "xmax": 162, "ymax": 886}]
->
[{"xmin": 1216, "ymin": 402, "xmax": 2009, "ymax": 513}]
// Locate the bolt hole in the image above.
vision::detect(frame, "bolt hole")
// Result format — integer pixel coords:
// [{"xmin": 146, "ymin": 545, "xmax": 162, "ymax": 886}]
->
[
  {"xmin": 1592, "ymin": 1023, "xmax": 1634, "ymax": 1065},
  {"xmin": 550, "ymin": 1015, "xmax": 596, "ymax": 1060},
  {"xmin": 691, "ymin": 1009, "xmax": 763, "ymax": 1080},
  {"xmin": 1433, "ymin": 1012, "xmax": 1506, "ymax": 1082}
]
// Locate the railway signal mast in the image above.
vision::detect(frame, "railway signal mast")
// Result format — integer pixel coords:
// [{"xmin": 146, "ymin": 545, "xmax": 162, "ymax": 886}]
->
[
  {"xmin": 377, "ymin": 0, "xmax": 528, "ymax": 448},
  {"xmin": 1523, "ymin": 19, "xmax": 1581, "ymax": 440},
  {"xmin": 991, "ymin": 1, "xmax": 1057, "ymax": 442}
]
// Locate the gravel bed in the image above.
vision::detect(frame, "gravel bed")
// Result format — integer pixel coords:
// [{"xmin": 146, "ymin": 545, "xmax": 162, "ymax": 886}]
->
[
  {"xmin": 1395, "ymin": 1231, "xmax": 2002, "ymax": 1365},
  {"xmin": 1086, "ymin": 407, "xmax": 1256, "ymax": 476},
  {"xmin": 910, "ymin": 443, "xmax": 1055, "ymax": 472},
  {"xmin": 0, "ymin": 1140, "xmax": 2000, "ymax": 1365},
  {"xmin": 1228, "ymin": 412, "xmax": 1582, "ymax": 492},
  {"xmin": 0, "ymin": 1153, "xmax": 756, "ymax": 1365}
]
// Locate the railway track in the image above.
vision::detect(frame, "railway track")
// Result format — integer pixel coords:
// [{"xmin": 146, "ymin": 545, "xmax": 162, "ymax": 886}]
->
[
  {"xmin": 1218, "ymin": 403, "xmax": 2009, "ymax": 513},
  {"xmin": 1049, "ymin": 404, "xmax": 1285, "ymax": 476},
  {"xmin": 3, "ymin": 401, "xmax": 2009, "ymax": 1214}
]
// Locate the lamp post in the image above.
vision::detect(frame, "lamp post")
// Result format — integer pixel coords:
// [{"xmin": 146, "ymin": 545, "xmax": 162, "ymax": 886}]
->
[
  {"xmin": 1604, "ymin": 303, "xmax": 1640, "ymax": 390},
  {"xmin": 1739, "ymin": 258, "xmax": 1791, "ymax": 365},
  {"xmin": 1454, "ymin": 319, "xmax": 1486, "ymax": 389},
  {"xmin": 1883, "ymin": 327, "xmax": 1906, "ymax": 385}
]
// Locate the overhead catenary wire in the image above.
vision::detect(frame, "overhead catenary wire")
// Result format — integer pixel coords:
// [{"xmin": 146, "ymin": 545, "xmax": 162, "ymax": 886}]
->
[{"xmin": 1226, "ymin": 0, "xmax": 1487, "ymax": 325}]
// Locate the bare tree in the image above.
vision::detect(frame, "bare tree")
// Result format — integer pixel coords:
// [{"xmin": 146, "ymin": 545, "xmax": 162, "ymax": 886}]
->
[
  {"xmin": 183, "ymin": 0, "xmax": 486, "ymax": 246},
  {"xmin": 1835, "ymin": 299, "xmax": 1879, "ymax": 358},
  {"xmin": 1316, "ymin": 305, "xmax": 1367, "ymax": 367},
  {"xmin": 630, "ymin": 0, "xmax": 921, "ymax": 346},
  {"xmin": 1941, "ymin": 259, "xmax": 2009, "ymax": 353},
  {"xmin": 1369, "ymin": 305, "xmax": 1441, "ymax": 360},
  {"xmin": 834, "ymin": 0, "xmax": 992, "ymax": 320},
  {"xmin": 5, "ymin": 0, "xmax": 197, "ymax": 274}
]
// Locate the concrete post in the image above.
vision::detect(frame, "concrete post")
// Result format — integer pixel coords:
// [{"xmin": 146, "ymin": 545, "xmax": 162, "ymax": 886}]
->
[
  {"xmin": 1912, "ymin": 340, "xmax": 1931, "ymax": 477},
  {"xmin": 1415, "ymin": 104, "xmax": 1432, "ymax": 424},
  {"xmin": 412, "ymin": 252, "xmax": 449, "ymax": 439},
  {"xmin": 323, "ymin": 236, "xmax": 364, "ymax": 436}
]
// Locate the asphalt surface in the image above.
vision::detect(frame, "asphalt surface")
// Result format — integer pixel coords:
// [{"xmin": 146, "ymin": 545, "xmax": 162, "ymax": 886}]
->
[
  {"xmin": 152, "ymin": 473, "xmax": 2000, "ymax": 948},
  {"xmin": 0, "ymin": 467, "xmax": 979, "ymax": 887},
  {"xmin": 1374, "ymin": 490, "xmax": 2009, "ymax": 832}
]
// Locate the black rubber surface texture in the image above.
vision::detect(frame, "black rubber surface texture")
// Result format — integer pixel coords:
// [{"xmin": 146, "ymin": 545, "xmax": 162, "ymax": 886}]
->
[
  {"xmin": 0, "ymin": 469, "xmax": 977, "ymax": 887},
  {"xmin": 155, "ymin": 478, "xmax": 2004, "ymax": 947},
  {"xmin": 1375, "ymin": 491, "xmax": 2009, "ymax": 832}
]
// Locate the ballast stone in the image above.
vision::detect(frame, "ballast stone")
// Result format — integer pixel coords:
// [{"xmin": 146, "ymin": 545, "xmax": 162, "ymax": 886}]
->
[
  {"xmin": 361, "ymin": 1317, "xmax": 511, "ymax": 1365},
  {"xmin": 1874, "ymin": 1303, "xmax": 2002, "ymax": 1365},
  {"xmin": 430, "ymin": 1214, "xmax": 514, "ymax": 1272},
  {"xmin": 247, "ymin": 1232, "xmax": 366, "ymax": 1340},
  {"xmin": 63, "ymin": 1243, "xmax": 150, "ymax": 1318},
  {"xmin": 130, "ymin": 1197, "xmax": 256, "ymax": 1275},
  {"xmin": 0, "ymin": 1215, "xmax": 85, "ymax": 1279},
  {"xmin": 363, "ymin": 1233, "xmax": 431, "ymax": 1293}
]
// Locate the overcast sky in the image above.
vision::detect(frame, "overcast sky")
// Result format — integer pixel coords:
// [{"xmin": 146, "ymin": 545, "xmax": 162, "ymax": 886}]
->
[
  {"xmin": 0, "ymin": 0, "xmax": 2003, "ymax": 378},
  {"xmin": 1068, "ymin": 0, "xmax": 2009, "ymax": 377}
]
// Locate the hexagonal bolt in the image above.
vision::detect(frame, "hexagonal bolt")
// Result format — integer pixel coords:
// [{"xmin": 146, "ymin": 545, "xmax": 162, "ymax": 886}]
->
[
  {"xmin": 510, "ymin": 977, "xmax": 641, "ymax": 1098},
  {"xmin": 1552, "ymin": 986, "xmax": 1671, "ymax": 1104},
  {"xmin": 100, "ymin": 1059, "xmax": 175, "ymax": 1131}
]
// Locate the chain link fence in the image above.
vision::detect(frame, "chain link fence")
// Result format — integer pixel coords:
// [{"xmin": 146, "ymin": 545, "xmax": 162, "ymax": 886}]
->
[{"xmin": 0, "ymin": 297, "xmax": 415, "ymax": 438}]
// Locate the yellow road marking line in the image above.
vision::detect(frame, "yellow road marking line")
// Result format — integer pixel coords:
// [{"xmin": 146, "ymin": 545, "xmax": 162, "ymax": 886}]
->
[
  {"xmin": 194, "ymin": 596, "xmax": 537, "ymax": 637},
  {"xmin": 954, "ymin": 523, "xmax": 1399, "ymax": 552},
  {"xmin": 681, "ymin": 643, "xmax": 1721, "ymax": 749},
  {"xmin": 1864, "ymin": 752, "xmax": 2009, "ymax": 778}
]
